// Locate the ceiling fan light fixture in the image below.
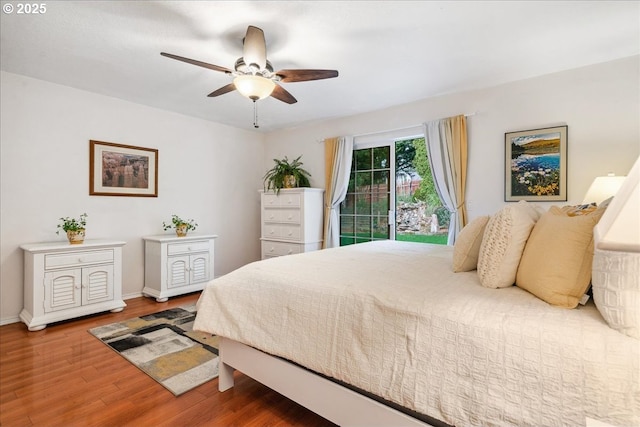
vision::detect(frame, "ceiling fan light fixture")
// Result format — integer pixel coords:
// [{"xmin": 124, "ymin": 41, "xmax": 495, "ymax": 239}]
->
[{"xmin": 233, "ymin": 75, "xmax": 275, "ymax": 101}]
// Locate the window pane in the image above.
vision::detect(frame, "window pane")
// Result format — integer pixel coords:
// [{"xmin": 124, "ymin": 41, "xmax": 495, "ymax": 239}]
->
[
  {"xmin": 341, "ymin": 193, "xmax": 355, "ymax": 214},
  {"xmin": 371, "ymin": 191, "xmax": 389, "ymax": 215},
  {"xmin": 341, "ymin": 237, "xmax": 355, "ymax": 246},
  {"xmin": 355, "ymin": 171, "xmax": 371, "ymax": 192},
  {"xmin": 340, "ymin": 216, "xmax": 354, "ymax": 236},
  {"xmin": 355, "ymin": 216, "xmax": 371, "ymax": 237},
  {"xmin": 355, "ymin": 149, "xmax": 371, "ymax": 171},
  {"xmin": 373, "ymin": 215, "xmax": 388, "ymax": 239},
  {"xmin": 373, "ymin": 170, "xmax": 389, "ymax": 186},
  {"xmin": 372, "ymin": 171, "xmax": 389, "ymax": 215},
  {"xmin": 347, "ymin": 172, "xmax": 355, "ymax": 192},
  {"xmin": 373, "ymin": 146, "xmax": 389, "ymax": 169},
  {"xmin": 355, "ymin": 193, "xmax": 371, "ymax": 216}
]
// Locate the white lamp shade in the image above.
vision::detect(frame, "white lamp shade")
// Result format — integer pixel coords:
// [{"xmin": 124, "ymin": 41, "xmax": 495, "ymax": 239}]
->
[
  {"xmin": 594, "ymin": 158, "xmax": 640, "ymax": 252},
  {"xmin": 582, "ymin": 175, "xmax": 626, "ymax": 205},
  {"xmin": 233, "ymin": 75, "xmax": 275, "ymax": 100}
]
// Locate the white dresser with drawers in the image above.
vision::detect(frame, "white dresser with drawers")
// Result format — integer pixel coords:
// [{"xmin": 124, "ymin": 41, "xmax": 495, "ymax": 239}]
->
[
  {"xmin": 20, "ymin": 240, "xmax": 126, "ymax": 331},
  {"xmin": 260, "ymin": 188, "xmax": 324, "ymax": 259}
]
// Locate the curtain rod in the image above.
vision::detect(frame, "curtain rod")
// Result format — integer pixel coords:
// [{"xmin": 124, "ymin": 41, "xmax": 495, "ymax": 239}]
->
[
  {"xmin": 317, "ymin": 112, "xmax": 477, "ymax": 142},
  {"xmin": 353, "ymin": 112, "xmax": 477, "ymax": 138}
]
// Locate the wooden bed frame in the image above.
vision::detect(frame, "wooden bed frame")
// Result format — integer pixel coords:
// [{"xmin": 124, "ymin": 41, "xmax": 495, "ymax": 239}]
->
[{"xmin": 217, "ymin": 337, "xmax": 438, "ymax": 427}]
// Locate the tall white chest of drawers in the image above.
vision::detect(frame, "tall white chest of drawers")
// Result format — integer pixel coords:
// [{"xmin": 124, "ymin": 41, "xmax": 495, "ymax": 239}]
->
[
  {"xmin": 260, "ymin": 188, "xmax": 324, "ymax": 259},
  {"xmin": 142, "ymin": 234, "xmax": 217, "ymax": 302},
  {"xmin": 20, "ymin": 240, "xmax": 126, "ymax": 331}
]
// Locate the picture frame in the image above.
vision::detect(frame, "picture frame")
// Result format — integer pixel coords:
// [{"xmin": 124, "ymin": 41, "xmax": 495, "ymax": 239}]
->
[
  {"xmin": 90, "ymin": 140, "xmax": 158, "ymax": 197},
  {"xmin": 505, "ymin": 125, "xmax": 567, "ymax": 202}
]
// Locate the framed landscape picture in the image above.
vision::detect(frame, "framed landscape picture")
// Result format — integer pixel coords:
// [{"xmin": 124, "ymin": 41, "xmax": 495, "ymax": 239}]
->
[
  {"xmin": 90, "ymin": 140, "xmax": 158, "ymax": 197},
  {"xmin": 505, "ymin": 125, "xmax": 567, "ymax": 202}
]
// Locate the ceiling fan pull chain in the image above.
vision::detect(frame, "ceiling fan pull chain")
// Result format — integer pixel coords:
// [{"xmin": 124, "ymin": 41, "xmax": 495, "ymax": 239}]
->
[{"xmin": 253, "ymin": 100, "xmax": 259, "ymax": 128}]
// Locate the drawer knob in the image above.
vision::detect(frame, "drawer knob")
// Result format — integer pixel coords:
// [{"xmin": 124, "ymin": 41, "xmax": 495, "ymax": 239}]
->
[
  {"xmin": 287, "ymin": 215, "xmax": 292, "ymax": 220},
  {"xmin": 288, "ymin": 249, "xmax": 293, "ymax": 254},
  {"xmin": 287, "ymin": 231, "xmax": 293, "ymax": 236},
  {"xmin": 78, "ymin": 258, "xmax": 85, "ymax": 263},
  {"xmin": 269, "ymin": 247, "xmax": 274, "ymax": 252}
]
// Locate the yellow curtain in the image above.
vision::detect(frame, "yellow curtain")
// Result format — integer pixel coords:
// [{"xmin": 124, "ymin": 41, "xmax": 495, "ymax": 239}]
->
[
  {"xmin": 449, "ymin": 115, "xmax": 468, "ymax": 228},
  {"xmin": 425, "ymin": 114, "xmax": 469, "ymax": 244},
  {"xmin": 323, "ymin": 137, "xmax": 339, "ymax": 249}
]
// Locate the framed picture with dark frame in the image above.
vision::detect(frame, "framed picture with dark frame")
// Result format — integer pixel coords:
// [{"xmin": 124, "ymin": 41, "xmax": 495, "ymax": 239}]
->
[
  {"xmin": 90, "ymin": 140, "xmax": 158, "ymax": 197},
  {"xmin": 505, "ymin": 125, "xmax": 567, "ymax": 202}
]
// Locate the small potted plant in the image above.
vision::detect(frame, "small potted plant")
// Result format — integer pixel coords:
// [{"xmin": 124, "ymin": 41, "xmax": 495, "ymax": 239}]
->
[
  {"xmin": 263, "ymin": 155, "xmax": 311, "ymax": 194},
  {"xmin": 56, "ymin": 213, "xmax": 88, "ymax": 244},
  {"xmin": 163, "ymin": 215, "xmax": 198, "ymax": 237}
]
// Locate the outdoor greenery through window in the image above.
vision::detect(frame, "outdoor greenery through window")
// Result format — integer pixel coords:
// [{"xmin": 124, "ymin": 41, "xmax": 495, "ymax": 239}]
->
[{"xmin": 339, "ymin": 138, "xmax": 449, "ymax": 246}]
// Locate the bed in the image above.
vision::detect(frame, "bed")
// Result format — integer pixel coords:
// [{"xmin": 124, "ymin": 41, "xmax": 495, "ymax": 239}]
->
[{"xmin": 193, "ymin": 235, "xmax": 640, "ymax": 426}]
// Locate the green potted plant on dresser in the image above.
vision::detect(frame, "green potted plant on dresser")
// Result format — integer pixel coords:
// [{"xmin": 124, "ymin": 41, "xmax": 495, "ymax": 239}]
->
[
  {"xmin": 163, "ymin": 214, "xmax": 198, "ymax": 237},
  {"xmin": 56, "ymin": 213, "xmax": 88, "ymax": 244},
  {"xmin": 263, "ymin": 155, "xmax": 311, "ymax": 194}
]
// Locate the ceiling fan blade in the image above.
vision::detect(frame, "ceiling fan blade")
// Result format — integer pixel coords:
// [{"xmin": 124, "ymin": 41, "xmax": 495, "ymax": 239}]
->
[
  {"xmin": 276, "ymin": 69, "xmax": 339, "ymax": 83},
  {"xmin": 243, "ymin": 26, "xmax": 267, "ymax": 69},
  {"xmin": 160, "ymin": 52, "xmax": 232, "ymax": 74},
  {"xmin": 270, "ymin": 84, "xmax": 297, "ymax": 104},
  {"xmin": 207, "ymin": 83, "xmax": 236, "ymax": 97}
]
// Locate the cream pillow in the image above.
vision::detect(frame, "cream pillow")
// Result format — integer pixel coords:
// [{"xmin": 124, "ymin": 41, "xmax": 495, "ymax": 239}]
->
[
  {"xmin": 516, "ymin": 206, "xmax": 604, "ymax": 308},
  {"xmin": 453, "ymin": 216, "xmax": 490, "ymax": 272},
  {"xmin": 477, "ymin": 201, "xmax": 542, "ymax": 288}
]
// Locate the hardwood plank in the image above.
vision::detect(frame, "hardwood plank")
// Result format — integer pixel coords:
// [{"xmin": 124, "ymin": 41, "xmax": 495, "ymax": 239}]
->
[{"xmin": 0, "ymin": 293, "xmax": 337, "ymax": 427}]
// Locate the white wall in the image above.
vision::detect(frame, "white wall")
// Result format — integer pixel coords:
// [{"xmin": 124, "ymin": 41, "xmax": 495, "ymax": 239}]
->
[
  {"xmin": 2, "ymin": 56, "xmax": 639, "ymax": 325},
  {"xmin": 265, "ymin": 56, "xmax": 640, "ymax": 218},
  {"xmin": 0, "ymin": 71, "xmax": 265, "ymax": 324}
]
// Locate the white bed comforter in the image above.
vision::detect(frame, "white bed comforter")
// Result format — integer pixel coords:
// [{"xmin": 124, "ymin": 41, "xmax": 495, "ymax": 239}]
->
[{"xmin": 194, "ymin": 240, "xmax": 640, "ymax": 427}]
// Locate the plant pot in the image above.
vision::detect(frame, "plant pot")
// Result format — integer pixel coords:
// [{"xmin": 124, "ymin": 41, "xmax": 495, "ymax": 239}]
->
[
  {"xmin": 66, "ymin": 229, "xmax": 85, "ymax": 244},
  {"xmin": 284, "ymin": 175, "xmax": 297, "ymax": 188},
  {"xmin": 175, "ymin": 224, "xmax": 188, "ymax": 237}
]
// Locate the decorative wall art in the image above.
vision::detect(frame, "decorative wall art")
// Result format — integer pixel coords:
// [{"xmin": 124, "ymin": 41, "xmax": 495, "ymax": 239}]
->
[
  {"xmin": 505, "ymin": 126, "xmax": 567, "ymax": 202},
  {"xmin": 90, "ymin": 140, "xmax": 158, "ymax": 197}
]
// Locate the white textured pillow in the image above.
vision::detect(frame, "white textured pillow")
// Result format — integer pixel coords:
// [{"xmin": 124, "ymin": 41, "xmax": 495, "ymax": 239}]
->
[
  {"xmin": 592, "ymin": 249, "xmax": 640, "ymax": 339},
  {"xmin": 477, "ymin": 201, "xmax": 543, "ymax": 288},
  {"xmin": 453, "ymin": 216, "xmax": 490, "ymax": 272}
]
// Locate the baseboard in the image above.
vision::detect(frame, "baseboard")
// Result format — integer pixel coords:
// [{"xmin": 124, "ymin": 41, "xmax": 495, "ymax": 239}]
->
[
  {"xmin": 1, "ymin": 291, "xmax": 195, "ymax": 326},
  {"xmin": 123, "ymin": 292, "xmax": 144, "ymax": 300},
  {"xmin": 1, "ymin": 292, "xmax": 144, "ymax": 327},
  {"xmin": 0, "ymin": 316, "xmax": 21, "ymax": 326}
]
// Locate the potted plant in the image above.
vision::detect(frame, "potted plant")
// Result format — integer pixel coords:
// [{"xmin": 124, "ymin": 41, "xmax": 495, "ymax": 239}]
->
[
  {"xmin": 163, "ymin": 215, "xmax": 198, "ymax": 237},
  {"xmin": 56, "ymin": 213, "xmax": 88, "ymax": 244},
  {"xmin": 263, "ymin": 155, "xmax": 311, "ymax": 194}
]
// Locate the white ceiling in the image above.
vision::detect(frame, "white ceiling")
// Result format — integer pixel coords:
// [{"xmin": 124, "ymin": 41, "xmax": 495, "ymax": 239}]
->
[{"xmin": 1, "ymin": 1, "xmax": 638, "ymax": 132}]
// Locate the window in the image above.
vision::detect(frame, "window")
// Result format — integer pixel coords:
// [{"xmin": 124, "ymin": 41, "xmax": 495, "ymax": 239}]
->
[{"xmin": 339, "ymin": 133, "xmax": 448, "ymax": 246}]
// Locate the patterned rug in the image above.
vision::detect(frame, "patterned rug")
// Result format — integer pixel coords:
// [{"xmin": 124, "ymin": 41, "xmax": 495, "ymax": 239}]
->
[{"xmin": 89, "ymin": 304, "xmax": 218, "ymax": 396}]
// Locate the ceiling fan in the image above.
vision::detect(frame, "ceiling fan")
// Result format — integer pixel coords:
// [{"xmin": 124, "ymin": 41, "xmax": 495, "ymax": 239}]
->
[{"xmin": 161, "ymin": 25, "xmax": 339, "ymax": 109}]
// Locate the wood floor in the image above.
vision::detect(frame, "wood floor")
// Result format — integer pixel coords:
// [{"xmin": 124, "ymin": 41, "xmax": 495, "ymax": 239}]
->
[{"xmin": 0, "ymin": 293, "xmax": 338, "ymax": 427}]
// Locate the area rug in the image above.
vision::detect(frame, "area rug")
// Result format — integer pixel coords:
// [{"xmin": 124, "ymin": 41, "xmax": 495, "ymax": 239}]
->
[{"xmin": 88, "ymin": 304, "xmax": 218, "ymax": 396}]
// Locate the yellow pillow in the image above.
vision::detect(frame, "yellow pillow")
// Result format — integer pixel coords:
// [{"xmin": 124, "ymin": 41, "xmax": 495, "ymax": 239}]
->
[
  {"xmin": 453, "ymin": 216, "xmax": 490, "ymax": 272},
  {"xmin": 516, "ymin": 206, "xmax": 605, "ymax": 308}
]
